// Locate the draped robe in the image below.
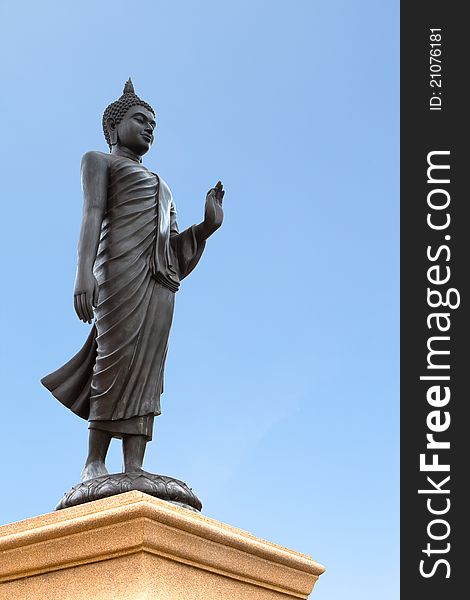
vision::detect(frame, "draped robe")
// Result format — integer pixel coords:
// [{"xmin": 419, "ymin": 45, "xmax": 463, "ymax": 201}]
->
[{"xmin": 42, "ymin": 153, "xmax": 205, "ymax": 439}]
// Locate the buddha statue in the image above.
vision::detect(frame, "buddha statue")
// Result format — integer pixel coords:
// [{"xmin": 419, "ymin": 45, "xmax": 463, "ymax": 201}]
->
[{"xmin": 42, "ymin": 79, "xmax": 224, "ymax": 488}]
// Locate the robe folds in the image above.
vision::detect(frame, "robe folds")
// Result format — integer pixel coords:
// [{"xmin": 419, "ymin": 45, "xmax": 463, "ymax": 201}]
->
[{"xmin": 42, "ymin": 154, "xmax": 205, "ymax": 438}]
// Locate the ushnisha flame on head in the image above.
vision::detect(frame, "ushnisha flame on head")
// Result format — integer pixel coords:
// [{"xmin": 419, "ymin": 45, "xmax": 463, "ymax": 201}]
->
[{"xmin": 102, "ymin": 78, "xmax": 156, "ymax": 149}]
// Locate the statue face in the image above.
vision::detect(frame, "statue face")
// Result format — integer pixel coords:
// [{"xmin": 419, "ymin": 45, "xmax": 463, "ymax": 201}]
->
[{"xmin": 115, "ymin": 105, "xmax": 156, "ymax": 156}]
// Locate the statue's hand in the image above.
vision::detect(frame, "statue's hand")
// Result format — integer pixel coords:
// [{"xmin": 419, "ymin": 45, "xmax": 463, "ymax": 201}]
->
[
  {"xmin": 74, "ymin": 270, "xmax": 99, "ymax": 324},
  {"xmin": 204, "ymin": 181, "xmax": 225, "ymax": 234}
]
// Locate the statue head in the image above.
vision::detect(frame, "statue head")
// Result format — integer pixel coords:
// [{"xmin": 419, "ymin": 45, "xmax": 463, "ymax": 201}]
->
[{"xmin": 102, "ymin": 79, "xmax": 156, "ymax": 155}]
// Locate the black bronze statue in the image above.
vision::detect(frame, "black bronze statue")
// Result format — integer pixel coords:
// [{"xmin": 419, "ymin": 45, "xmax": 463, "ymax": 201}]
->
[{"xmin": 42, "ymin": 80, "xmax": 224, "ymax": 510}]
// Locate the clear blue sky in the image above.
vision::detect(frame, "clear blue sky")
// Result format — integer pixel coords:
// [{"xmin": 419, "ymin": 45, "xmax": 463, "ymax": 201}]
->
[{"xmin": 0, "ymin": 1, "xmax": 398, "ymax": 598}]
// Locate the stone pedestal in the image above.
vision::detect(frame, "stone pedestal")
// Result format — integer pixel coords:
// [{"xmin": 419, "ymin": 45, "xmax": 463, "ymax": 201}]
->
[{"xmin": 0, "ymin": 491, "xmax": 325, "ymax": 599}]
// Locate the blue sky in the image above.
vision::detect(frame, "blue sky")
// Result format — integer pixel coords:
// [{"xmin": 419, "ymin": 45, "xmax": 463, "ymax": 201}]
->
[{"xmin": 0, "ymin": 1, "xmax": 398, "ymax": 598}]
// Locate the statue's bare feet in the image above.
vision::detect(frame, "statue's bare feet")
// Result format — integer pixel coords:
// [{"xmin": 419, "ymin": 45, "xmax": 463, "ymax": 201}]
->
[
  {"xmin": 81, "ymin": 460, "xmax": 108, "ymax": 481},
  {"xmin": 125, "ymin": 466, "xmax": 144, "ymax": 474}
]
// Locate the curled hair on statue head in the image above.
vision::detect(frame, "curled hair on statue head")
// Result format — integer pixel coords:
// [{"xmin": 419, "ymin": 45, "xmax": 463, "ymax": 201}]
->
[{"xmin": 102, "ymin": 78, "xmax": 155, "ymax": 149}]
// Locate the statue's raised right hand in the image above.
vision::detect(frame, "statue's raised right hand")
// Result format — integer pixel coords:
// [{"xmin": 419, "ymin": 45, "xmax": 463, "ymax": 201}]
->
[{"xmin": 74, "ymin": 270, "xmax": 99, "ymax": 324}]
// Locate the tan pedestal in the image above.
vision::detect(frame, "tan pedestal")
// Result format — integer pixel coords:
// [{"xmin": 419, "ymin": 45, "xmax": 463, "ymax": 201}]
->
[{"xmin": 0, "ymin": 491, "xmax": 325, "ymax": 599}]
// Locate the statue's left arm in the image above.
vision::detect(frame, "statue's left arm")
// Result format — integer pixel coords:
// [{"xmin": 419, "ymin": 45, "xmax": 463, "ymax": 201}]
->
[
  {"xmin": 194, "ymin": 181, "xmax": 225, "ymax": 243},
  {"xmin": 169, "ymin": 181, "xmax": 224, "ymax": 280}
]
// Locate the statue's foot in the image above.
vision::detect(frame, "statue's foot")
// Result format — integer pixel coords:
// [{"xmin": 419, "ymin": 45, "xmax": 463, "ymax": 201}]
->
[
  {"xmin": 124, "ymin": 466, "xmax": 144, "ymax": 475},
  {"xmin": 81, "ymin": 460, "xmax": 108, "ymax": 482}
]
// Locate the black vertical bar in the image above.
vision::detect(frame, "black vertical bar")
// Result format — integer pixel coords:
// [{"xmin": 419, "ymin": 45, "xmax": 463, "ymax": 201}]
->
[{"xmin": 401, "ymin": 3, "xmax": 468, "ymax": 598}]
